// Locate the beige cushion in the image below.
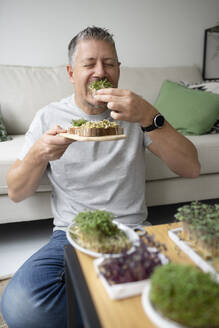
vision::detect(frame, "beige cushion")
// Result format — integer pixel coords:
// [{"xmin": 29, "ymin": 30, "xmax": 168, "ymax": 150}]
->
[
  {"xmin": 0, "ymin": 135, "xmax": 51, "ymax": 195},
  {"xmin": 145, "ymin": 134, "xmax": 219, "ymax": 180},
  {"xmin": 145, "ymin": 173, "xmax": 219, "ymax": 206},
  {"xmin": 0, "ymin": 64, "xmax": 202, "ymax": 134},
  {"xmin": 119, "ymin": 66, "xmax": 202, "ymax": 105},
  {"xmin": 0, "ymin": 193, "xmax": 53, "ymax": 223},
  {"xmin": 0, "ymin": 65, "xmax": 73, "ymax": 134}
]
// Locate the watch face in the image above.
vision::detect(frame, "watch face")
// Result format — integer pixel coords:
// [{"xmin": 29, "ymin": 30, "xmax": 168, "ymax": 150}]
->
[{"xmin": 154, "ymin": 114, "xmax": 165, "ymax": 128}]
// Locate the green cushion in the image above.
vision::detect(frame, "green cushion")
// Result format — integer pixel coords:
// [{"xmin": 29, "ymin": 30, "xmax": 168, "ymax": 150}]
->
[
  {"xmin": 0, "ymin": 110, "xmax": 12, "ymax": 142},
  {"xmin": 154, "ymin": 80, "xmax": 219, "ymax": 135}
]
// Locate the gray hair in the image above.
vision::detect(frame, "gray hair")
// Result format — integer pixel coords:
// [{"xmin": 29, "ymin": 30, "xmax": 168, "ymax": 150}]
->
[{"xmin": 68, "ymin": 26, "xmax": 118, "ymax": 66}]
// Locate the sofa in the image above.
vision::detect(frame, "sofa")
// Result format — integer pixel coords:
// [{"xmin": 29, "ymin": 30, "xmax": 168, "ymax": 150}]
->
[{"xmin": 1, "ymin": 64, "xmax": 219, "ymax": 224}]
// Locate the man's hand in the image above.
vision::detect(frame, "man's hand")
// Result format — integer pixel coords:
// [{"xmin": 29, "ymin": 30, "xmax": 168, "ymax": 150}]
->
[
  {"xmin": 33, "ymin": 125, "xmax": 75, "ymax": 163},
  {"xmin": 94, "ymin": 88, "xmax": 200, "ymax": 179},
  {"xmin": 7, "ymin": 126, "xmax": 74, "ymax": 202},
  {"xmin": 94, "ymin": 88, "xmax": 158, "ymax": 126}
]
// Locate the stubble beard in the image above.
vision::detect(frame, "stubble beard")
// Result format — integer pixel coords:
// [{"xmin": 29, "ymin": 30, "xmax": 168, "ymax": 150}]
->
[
  {"xmin": 75, "ymin": 92, "xmax": 108, "ymax": 114},
  {"xmin": 87, "ymin": 100, "xmax": 108, "ymax": 111},
  {"xmin": 84, "ymin": 94, "xmax": 108, "ymax": 114}
]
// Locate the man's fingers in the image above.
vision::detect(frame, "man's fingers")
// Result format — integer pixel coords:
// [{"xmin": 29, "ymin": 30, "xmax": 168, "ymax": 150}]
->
[
  {"xmin": 110, "ymin": 110, "xmax": 124, "ymax": 121},
  {"xmin": 94, "ymin": 94, "xmax": 121, "ymax": 103},
  {"xmin": 107, "ymin": 101, "xmax": 120, "ymax": 111},
  {"xmin": 95, "ymin": 88, "xmax": 128, "ymax": 96},
  {"xmin": 47, "ymin": 126, "xmax": 67, "ymax": 135},
  {"xmin": 107, "ymin": 101, "xmax": 127, "ymax": 112},
  {"xmin": 44, "ymin": 130, "xmax": 74, "ymax": 146}
]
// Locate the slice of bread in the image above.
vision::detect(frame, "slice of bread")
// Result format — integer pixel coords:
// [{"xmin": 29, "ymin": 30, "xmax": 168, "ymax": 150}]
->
[{"xmin": 68, "ymin": 119, "xmax": 124, "ymax": 137}]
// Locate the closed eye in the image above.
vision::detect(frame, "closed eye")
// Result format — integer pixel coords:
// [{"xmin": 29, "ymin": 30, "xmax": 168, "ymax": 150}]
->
[
  {"xmin": 84, "ymin": 64, "xmax": 95, "ymax": 68},
  {"xmin": 104, "ymin": 63, "xmax": 114, "ymax": 67}
]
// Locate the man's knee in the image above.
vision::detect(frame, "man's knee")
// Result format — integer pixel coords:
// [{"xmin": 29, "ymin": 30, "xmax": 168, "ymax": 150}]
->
[
  {"xmin": 1, "ymin": 278, "xmax": 32, "ymax": 328},
  {"xmin": 1, "ymin": 276, "xmax": 66, "ymax": 328}
]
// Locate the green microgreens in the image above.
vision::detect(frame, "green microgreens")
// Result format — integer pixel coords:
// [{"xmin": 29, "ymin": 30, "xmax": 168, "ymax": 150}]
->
[
  {"xmin": 150, "ymin": 263, "xmax": 219, "ymax": 328},
  {"xmin": 74, "ymin": 209, "xmax": 119, "ymax": 238},
  {"xmin": 89, "ymin": 79, "xmax": 112, "ymax": 91},
  {"xmin": 71, "ymin": 119, "xmax": 88, "ymax": 127},
  {"xmin": 175, "ymin": 201, "xmax": 219, "ymax": 244}
]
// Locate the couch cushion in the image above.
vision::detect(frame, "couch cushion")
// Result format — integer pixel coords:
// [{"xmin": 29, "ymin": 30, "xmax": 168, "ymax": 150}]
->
[
  {"xmin": 182, "ymin": 80, "xmax": 219, "ymax": 134},
  {"xmin": 119, "ymin": 66, "xmax": 202, "ymax": 105},
  {"xmin": 155, "ymin": 80, "xmax": 219, "ymax": 135},
  {"xmin": 145, "ymin": 134, "xmax": 219, "ymax": 180},
  {"xmin": 145, "ymin": 173, "xmax": 219, "ymax": 206},
  {"xmin": 0, "ymin": 65, "xmax": 73, "ymax": 134},
  {"xmin": 0, "ymin": 135, "xmax": 51, "ymax": 195},
  {"xmin": 0, "ymin": 64, "xmax": 202, "ymax": 135}
]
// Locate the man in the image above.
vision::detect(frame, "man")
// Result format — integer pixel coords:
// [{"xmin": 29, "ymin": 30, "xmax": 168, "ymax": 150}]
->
[{"xmin": 1, "ymin": 26, "xmax": 200, "ymax": 328}]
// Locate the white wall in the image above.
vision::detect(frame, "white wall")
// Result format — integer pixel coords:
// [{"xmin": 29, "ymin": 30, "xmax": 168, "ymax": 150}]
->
[{"xmin": 0, "ymin": 0, "xmax": 219, "ymax": 68}]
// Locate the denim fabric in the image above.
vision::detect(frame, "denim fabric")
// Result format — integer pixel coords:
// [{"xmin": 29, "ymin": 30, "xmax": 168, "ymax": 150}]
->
[{"xmin": 1, "ymin": 230, "xmax": 82, "ymax": 328}]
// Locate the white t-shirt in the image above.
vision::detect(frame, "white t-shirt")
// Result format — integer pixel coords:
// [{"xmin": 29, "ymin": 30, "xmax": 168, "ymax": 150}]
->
[{"xmin": 19, "ymin": 95, "xmax": 152, "ymax": 230}]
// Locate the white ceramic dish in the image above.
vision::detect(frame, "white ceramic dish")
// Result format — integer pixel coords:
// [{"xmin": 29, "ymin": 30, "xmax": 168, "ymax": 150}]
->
[
  {"xmin": 141, "ymin": 281, "xmax": 187, "ymax": 328},
  {"xmin": 94, "ymin": 252, "xmax": 169, "ymax": 300},
  {"xmin": 168, "ymin": 228, "xmax": 219, "ymax": 283},
  {"xmin": 66, "ymin": 220, "xmax": 139, "ymax": 258}
]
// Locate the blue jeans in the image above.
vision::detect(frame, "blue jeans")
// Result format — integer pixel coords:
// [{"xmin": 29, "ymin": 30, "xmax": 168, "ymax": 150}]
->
[{"xmin": 1, "ymin": 230, "xmax": 82, "ymax": 328}]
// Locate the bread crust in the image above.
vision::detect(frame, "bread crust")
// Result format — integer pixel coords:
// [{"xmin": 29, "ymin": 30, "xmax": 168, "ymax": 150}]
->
[
  {"xmin": 68, "ymin": 120, "xmax": 124, "ymax": 137},
  {"xmin": 68, "ymin": 126, "xmax": 124, "ymax": 136}
]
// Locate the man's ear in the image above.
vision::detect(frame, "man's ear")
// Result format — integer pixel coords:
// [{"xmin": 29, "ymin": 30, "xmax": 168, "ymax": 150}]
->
[{"xmin": 67, "ymin": 65, "xmax": 75, "ymax": 84}]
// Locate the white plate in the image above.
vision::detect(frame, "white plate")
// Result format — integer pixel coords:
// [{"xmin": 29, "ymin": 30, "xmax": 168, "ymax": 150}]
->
[
  {"xmin": 141, "ymin": 281, "xmax": 187, "ymax": 328},
  {"xmin": 66, "ymin": 220, "xmax": 139, "ymax": 258},
  {"xmin": 59, "ymin": 132, "xmax": 126, "ymax": 142},
  {"xmin": 94, "ymin": 252, "xmax": 169, "ymax": 300},
  {"xmin": 168, "ymin": 228, "xmax": 219, "ymax": 283}
]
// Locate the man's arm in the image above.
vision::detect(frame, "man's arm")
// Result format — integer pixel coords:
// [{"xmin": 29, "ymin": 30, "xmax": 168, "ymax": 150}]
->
[
  {"xmin": 94, "ymin": 88, "xmax": 200, "ymax": 178},
  {"xmin": 7, "ymin": 126, "xmax": 74, "ymax": 202},
  {"xmin": 146, "ymin": 121, "xmax": 200, "ymax": 178}
]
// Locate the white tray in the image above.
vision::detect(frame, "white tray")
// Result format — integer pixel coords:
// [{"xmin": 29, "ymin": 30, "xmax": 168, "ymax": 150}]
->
[
  {"xmin": 141, "ymin": 281, "xmax": 187, "ymax": 328},
  {"xmin": 94, "ymin": 252, "xmax": 169, "ymax": 300},
  {"xmin": 168, "ymin": 227, "xmax": 219, "ymax": 283}
]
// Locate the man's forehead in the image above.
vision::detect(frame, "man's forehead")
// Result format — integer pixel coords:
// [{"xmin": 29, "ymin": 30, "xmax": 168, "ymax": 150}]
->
[
  {"xmin": 81, "ymin": 56, "xmax": 116, "ymax": 62},
  {"xmin": 75, "ymin": 40, "xmax": 117, "ymax": 59}
]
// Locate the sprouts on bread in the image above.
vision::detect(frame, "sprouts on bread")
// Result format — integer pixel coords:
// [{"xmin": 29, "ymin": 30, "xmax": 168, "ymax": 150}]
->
[
  {"xmin": 68, "ymin": 119, "xmax": 123, "ymax": 137},
  {"xmin": 71, "ymin": 119, "xmax": 88, "ymax": 126},
  {"xmin": 89, "ymin": 79, "xmax": 113, "ymax": 95},
  {"xmin": 69, "ymin": 210, "xmax": 131, "ymax": 254}
]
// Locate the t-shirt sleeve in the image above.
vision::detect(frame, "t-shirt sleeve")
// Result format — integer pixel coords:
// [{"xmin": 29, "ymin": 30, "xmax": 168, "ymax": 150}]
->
[
  {"xmin": 143, "ymin": 132, "xmax": 152, "ymax": 148},
  {"xmin": 18, "ymin": 109, "xmax": 45, "ymax": 160}
]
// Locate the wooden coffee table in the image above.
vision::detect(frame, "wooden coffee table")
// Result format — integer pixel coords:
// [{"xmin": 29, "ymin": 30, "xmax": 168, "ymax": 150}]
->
[{"xmin": 64, "ymin": 222, "xmax": 195, "ymax": 328}]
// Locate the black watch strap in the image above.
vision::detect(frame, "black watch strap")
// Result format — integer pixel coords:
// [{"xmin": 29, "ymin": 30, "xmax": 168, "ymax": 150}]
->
[
  {"xmin": 141, "ymin": 113, "xmax": 165, "ymax": 132},
  {"xmin": 141, "ymin": 125, "xmax": 155, "ymax": 132}
]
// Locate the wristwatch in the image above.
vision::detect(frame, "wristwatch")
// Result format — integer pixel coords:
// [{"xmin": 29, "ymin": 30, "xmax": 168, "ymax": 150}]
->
[{"xmin": 141, "ymin": 113, "xmax": 165, "ymax": 132}]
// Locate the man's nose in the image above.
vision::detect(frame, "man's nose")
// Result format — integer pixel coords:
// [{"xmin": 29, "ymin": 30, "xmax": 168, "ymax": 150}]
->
[{"xmin": 94, "ymin": 62, "xmax": 105, "ymax": 78}]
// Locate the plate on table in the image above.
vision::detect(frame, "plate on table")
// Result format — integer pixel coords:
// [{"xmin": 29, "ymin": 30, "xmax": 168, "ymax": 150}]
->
[
  {"xmin": 141, "ymin": 281, "xmax": 187, "ymax": 328},
  {"xmin": 66, "ymin": 220, "xmax": 139, "ymax": 258},
  {"xmin": 59, "ymin": 133, "xmax": 127, "ymax": 142}
]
